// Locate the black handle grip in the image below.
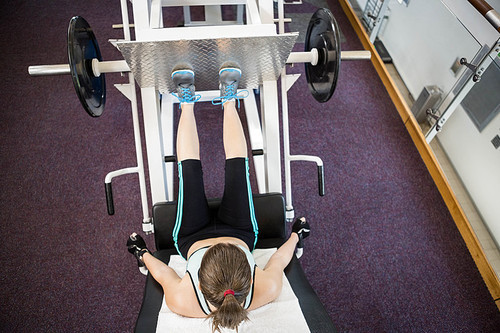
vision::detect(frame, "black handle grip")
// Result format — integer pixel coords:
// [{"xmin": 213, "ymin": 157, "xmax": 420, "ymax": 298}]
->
[
  {"xmin": 105, "ymin": 182, "xmax": 115, "ymax": 215},
  {"xmin": 317, "ymin": 165, "xmax": 325, "ymax": 196}
]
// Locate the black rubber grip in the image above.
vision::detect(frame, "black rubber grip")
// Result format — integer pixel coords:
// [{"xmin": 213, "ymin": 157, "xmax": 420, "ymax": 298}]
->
[
  {"xmin": 252, "ymin": 149, "xmax": 264, "ymax": 156},
  {"xmin": 317, "ymin": 165, "xmax": 325, "ymax": 196},
  {"xmin": 105, "ymin": 182, "xmax": 115, "ymax": 215},
  {"xmin": 164, "ymin": 155, "xmax": 177, "ymax": 163}
]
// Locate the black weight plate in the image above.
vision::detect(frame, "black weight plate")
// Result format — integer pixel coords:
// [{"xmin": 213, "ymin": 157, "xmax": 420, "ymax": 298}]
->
[
  {"xmin": 304, "ymin": 8, "xmax": 341, "ymax": 103},
  {"xmin": 68, "ymin": 16, "xmax": 105, "ymax": 117}
]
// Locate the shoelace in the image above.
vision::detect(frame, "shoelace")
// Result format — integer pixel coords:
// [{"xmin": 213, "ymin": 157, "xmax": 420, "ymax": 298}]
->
[
  {"xmin": 212, "ymin": 83, "xmax": 249, "ymax": 108},
  {"xmin": 171, "ymin": 86, "xmax": 201, "ymax": 104}
]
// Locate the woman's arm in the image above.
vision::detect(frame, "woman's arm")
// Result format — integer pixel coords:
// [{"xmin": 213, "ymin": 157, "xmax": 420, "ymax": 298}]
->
[
  {"xmin": 265, "ymin": 217, "xmax": 310, "ymax": 277},
  {"xmin": 127, "ymin": 233, "xmax": 205, "ymax": 317},
  {"xmin": 250, "ymin": 233, "xmax": 299, "ymax": 308},
  {"xmin": 142, "ymin": 252, "xmax": 182, "ymax": 287},
  {"xmin": 252, "ymin": 218, "xmax": 310, "ymax": 308},
  {"xmin": 264, "ymin": 232, "xmax": 299, "ymax": 273},
  {"xmin": 142, "ymin": 252, "xmax": 207, "ymax": 317}
]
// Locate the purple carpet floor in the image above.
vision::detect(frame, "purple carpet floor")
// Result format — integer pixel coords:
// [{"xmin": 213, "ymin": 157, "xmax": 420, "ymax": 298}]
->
[{"xmin": 1, "ymin": 0, "xmax": 499, "ymax": 332}]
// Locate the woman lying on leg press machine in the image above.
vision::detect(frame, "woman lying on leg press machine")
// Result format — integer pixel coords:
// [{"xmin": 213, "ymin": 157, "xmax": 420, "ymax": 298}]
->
[{"xmin": 127, "ymin": 63, "xmax": 310, "ymax": 332}]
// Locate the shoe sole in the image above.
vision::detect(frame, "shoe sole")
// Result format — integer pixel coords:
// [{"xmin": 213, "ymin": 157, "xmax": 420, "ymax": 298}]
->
[
  {"xmin": 219, "ymin": 67, "xmax": 241, "ymax": 76},
  {"xmin": 171, "ymin": 69, "xmax": 195, "ymax": 79}
]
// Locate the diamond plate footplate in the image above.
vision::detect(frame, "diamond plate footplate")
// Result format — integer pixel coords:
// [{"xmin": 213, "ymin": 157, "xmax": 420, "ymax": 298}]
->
[{"xmin": 116, "ymin": 34, "xmax": 298, "ymax": 93}]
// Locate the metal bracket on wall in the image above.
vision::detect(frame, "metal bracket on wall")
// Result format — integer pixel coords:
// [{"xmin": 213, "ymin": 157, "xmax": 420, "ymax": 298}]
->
[
  {"xmin": 425, "ymin": 38, "xmax": 500, "ymax": 143},
  {"xmin": 362, "ymin": 0, "xmax": 391, "ymax": 42}
]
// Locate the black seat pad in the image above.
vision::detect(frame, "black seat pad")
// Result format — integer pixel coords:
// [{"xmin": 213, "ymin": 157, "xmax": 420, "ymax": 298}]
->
[{"xmin": 135, "ymin": 193, "xmax": 336, "ymax": 332}]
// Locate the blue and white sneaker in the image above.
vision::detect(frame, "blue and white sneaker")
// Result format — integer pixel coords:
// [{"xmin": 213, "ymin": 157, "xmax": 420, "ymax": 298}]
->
[
  {"xmin": 212, "ymin": 64, "xmax": 248, "ymax": 107},
  {"xmin": 171, "ymin": 68, "xmax": 201, "ymax": 104}
]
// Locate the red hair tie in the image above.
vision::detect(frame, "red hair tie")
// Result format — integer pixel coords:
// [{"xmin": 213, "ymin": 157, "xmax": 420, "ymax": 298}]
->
[{"xmin": 223, "ymin": 289, "xmax": 235, "ymax": 297}]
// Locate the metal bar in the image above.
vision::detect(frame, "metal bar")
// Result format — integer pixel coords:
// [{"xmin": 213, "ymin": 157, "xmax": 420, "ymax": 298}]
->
[
  {"xmin": 341, "ymin": 50, "xmax": 372, "ymax": 60},
  {"xmin": 273, "ymin": 18, "xmax": 292, "ymax": 23},
  {"xmin": 141, "ymin": 87, "xmax": 168, "ymax": 204},
  {"xmin": 160, "ymin": 94, "xmax": 176, "ymax": 202},
  {"xmin": 236, "ymin": 4, "xmax": 244, "ymax": 24},
  {"xmin": 261, "ymin": 80, "xmax": 282, "ymax": 193},
  {"xmin": 28, "ymin": 64, "xmax": 70, "ymax": 76},
  {"xmin": 183, "ymin": 6, "xmax": 192, "ymax": 25},
  {"xmin": 182, "ymin": 20, "xmax": 242, "ymax": 26},
  {"xmin": 128, "ymin": 24, "xmax": 276, "ymax": 41},
  {"xmin": 128, "ymin": 72, "xmax": 152, "ymax": 232},
  {"xmin": 93, "ymin": 60, "xmax": 130, "ymax": 76},
  {"xmin": 105, "ymin": 167, "xmax": 140, "ymax": 183},
  {"xmin": 277, "ymin": 0, "xmax": 285, "ymax": 35},
  {"xmin": 29, "ymin": 49, "xmax": 370, "ymax": 78},
  {"xmin": 112, "ymin": 23, "xmax": 135, "ymax": 29},
  {"xmin": 150, "ymin": 0, "xmax": 163, "ymax": 29},
  {"xmin": 205, "ymin": 5, "xmax": 223, "ymax": 25},
  {"xmin": 287, "ymin": 50, "xmax": 318, "ymax": 65},
  {"xmin": 485, "ymin": 10, "xmax": 500, "ymax": 31},
  {"xmin": 281, "ymin": 68, "xmax": 295, "ymax": 219},
  {"xmin": 247, "ymin": 0, "xmax": 262, "ymax": 24},
  {"xmin": 131, "ymin": 0, "xmax": 152, "ymax": 40},
  {"xmin": 244, "ymin": 90, "xmax": 266, "ymax": 193},
  {"xmin": 120, "ymin": 0, "xmax": 132, "ymax": 41},
  {"xmin": 103, "ymin": 0, "xmax": 151, "ymax": 231},
  {"xmin": 28, "ymin": 60, "xmax": 130, "ymax": 77},
  {"xmin": 286, "ymin": 49, "xmax": 371, "ymax": 64},
  {"xmin": 258, "ymin": 0, "xmax": 274, "ymax": 24},
  {"xmin": 277, "ymin": 0, "xmax": 295, "ymax": 218},
  {"xmin": 161, "ymin": 0, "xmax": 246, "ymax": 6}
]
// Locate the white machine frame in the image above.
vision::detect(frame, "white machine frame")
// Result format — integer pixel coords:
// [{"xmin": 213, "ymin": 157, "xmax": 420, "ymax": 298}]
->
[
  {"xmin": 107, "ymin": 0, "xmax": 325, "ymax": 232},
  {"xmin": 28, "ymin": 0, "xmax": 371, "ymax": 232}
]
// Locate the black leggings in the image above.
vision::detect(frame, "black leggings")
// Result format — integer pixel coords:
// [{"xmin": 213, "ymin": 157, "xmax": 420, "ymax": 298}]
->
[{"xmin": 173, "ymin": 158, "xmax": 258, "ymax": 259}]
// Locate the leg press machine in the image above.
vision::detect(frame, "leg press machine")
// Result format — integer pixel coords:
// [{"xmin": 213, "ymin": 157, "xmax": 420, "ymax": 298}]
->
[{"xmin": 27, "ymin": 0, "xmax": 375, "ymax": 331}]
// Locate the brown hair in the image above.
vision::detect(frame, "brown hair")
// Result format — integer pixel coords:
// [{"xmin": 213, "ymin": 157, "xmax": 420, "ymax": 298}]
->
[{"xmin": 198, "ymin": 243, "xmax": 252, "ymax": 332}]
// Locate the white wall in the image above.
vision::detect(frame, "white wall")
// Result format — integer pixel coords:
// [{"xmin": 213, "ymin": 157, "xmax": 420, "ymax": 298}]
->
[
  {"xmin": 378, "ymin": 0, "xmax": 481, "ymax": 98},
  {"xmin": 371, "ymin": 0, "xmax": 500, "ymax": 245},
  {"xmin": 438, "ymin": 104, "xmax": 500, "ymax": 244},
  {"xmin": 357, "ymin": 0, "xmax": 368, "ymax": 10}
]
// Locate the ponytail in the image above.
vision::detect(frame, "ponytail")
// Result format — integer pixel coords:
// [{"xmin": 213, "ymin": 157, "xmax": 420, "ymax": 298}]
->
[
  {"xmin": 208, "ymin": 293, "xmax": 248, "ymax": 332},
  {"xmin": 198, "ymin": 243, "xmax": 252, "ymax": 332}
]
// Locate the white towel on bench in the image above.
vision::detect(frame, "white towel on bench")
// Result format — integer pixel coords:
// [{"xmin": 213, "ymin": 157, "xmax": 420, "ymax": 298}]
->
[{"xmin": 155, "ymin": 248, "xmax": 310, "ymax": 333}]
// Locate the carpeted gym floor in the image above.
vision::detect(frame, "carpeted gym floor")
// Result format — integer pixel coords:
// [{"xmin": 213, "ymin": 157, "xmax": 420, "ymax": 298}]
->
[{"xmin": 1, "ymin": 0, "xmax": 499, "ymax": 332}]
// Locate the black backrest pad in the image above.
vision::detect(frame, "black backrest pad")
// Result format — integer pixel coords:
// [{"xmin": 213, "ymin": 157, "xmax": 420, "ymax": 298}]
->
[{"xmin": 153, "ymin": 193, "xmax": 287, "ymax": 251}]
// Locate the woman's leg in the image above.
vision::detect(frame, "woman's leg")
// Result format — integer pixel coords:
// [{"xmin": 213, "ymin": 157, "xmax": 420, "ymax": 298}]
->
[
  {"xmin": 217, "ymin": 67, "xmax": 258, "ymax": 249},
  {"xmin": 223, "ymin": 100, "xmax": 247, "ymax": 159},
  {"xmin": 171, "ymin": 70, "xmax": 210, "ymax": 259},
  {"xmin": 176, "ymin": 103, "xmax": 199, "ymax": 161}
]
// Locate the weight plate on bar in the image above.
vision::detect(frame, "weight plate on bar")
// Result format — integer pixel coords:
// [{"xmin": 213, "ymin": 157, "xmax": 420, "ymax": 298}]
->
[
  {"xmin": 68, "ymin": 16, "xmax": 106, "ymax": 117},
  {"xmin": 304, "ymin": 8, "xmax": 341, "ymax": 103}
]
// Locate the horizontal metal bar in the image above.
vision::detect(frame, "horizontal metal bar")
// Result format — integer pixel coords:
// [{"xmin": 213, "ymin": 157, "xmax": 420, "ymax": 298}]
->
[
  {"xmin": 93, "ymin": 60, "xmax": 130, "ymax": 76},
  {"xmin": 341, "ymin": 50, "xmax": 371, "ymax": 60},
  {"xmin": 28, "ymin": 64, "xmax": 70, "ymax": 76},
  {"xmin": 28, "ymin": 60, "xmax": 131, "ymax": 77},
  {"xmin": 287, "ymin": 49, "xmax": 371, "ymax": 65},
  {"xmin": 273, "ymin": 18, "xmax": 292, "ymax": 23},
  {"xmin": 112, "ymin": 23, "xmax": 135, "ymax": 29},
  {"xmin": 161, "ymin": 0, "xmax": 247, "ymax": 6},
  {"xmin": 287, "ymin": 49, "xmax": 318, "ymax": 65},
  {"xmin": 105, "ymin": 167, "xmax": 140, "ymax": 183},
  {"xmin": 288, "ymin": 154, "xmax": 323, "ymax": 166},
  {"xmin": 30, "ymin": 50, "xmax": 370, "ymax": 78}
]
